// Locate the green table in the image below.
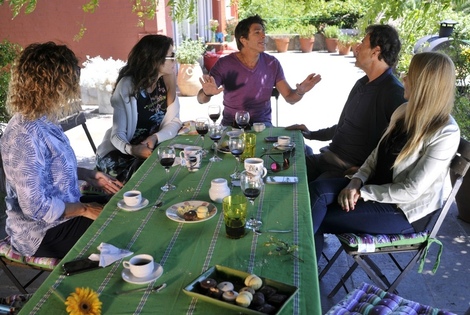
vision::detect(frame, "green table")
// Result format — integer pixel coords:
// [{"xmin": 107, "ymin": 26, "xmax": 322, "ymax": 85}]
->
[{"xmin": 19, "ymin": 128, "xmax": 321, "ymax": 314}]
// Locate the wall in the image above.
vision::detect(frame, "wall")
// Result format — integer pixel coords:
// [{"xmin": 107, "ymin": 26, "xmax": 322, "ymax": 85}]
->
[{"xmin": 0, "ymin": 0, "xmax": 173, "ymax": 63}]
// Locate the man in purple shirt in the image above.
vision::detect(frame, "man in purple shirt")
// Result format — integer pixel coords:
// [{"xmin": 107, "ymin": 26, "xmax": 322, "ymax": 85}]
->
[{"xmin": 197, "ymin": 15, "xmax": 322, "ymax": 127}]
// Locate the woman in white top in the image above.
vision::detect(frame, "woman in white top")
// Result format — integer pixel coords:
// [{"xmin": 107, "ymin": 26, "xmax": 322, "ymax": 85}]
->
[{"xmin": 96, "ymin": 35, "xmax": 182, "ymax": 183}]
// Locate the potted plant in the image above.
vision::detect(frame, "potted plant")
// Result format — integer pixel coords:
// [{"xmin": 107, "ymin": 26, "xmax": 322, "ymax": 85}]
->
[
  {"xmin": 323, "ymin": 25, "xmax": 340, "ymax": 53},
  {"xmin": 269, "ymin": 24, "xmax": 294, "ymax": 53},
  {"xmin": 297, "ymin": 24, "xmax": 317, "ymax": 53},
  {"xmin": 225, "ymin": 18, "xmax": 238, "ymax": 43},
  {"xmin": 350, "ymin": 35, "xmax": 362, "ymax": 57},
  {"xmin": 176, "ymin": 39, "xmax": 207, "ymax": 96},
  {"xmin": 338, "ymin": 33, "xmax": 353, "ymax": 55}
]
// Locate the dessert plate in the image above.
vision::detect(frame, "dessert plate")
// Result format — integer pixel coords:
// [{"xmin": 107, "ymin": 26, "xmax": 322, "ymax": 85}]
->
[
  {"xmin": 273, "ymin": 142, "xmax": 296, "ymax": 151},
  {"xmin": 117, "ymin": 198, "xmax": 149, "ymax": 211},
  {"xmin": 122, "ymin": 262, "xmax": 163, "ymax": 284},
  {"xmin": 166, "ymin": 200, "xmax": 217, "ymax": 223}
]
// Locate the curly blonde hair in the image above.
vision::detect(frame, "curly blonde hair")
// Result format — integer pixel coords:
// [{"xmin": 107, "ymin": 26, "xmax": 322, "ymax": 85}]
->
[{"xmin": 7, "ymin": 42, "xmax": 80, "ymax": 121}]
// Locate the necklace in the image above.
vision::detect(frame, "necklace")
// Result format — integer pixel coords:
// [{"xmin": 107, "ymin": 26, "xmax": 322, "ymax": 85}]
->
[{"xmin": 238, "ymin": 53, "xmax": 258, "ymax": 69}]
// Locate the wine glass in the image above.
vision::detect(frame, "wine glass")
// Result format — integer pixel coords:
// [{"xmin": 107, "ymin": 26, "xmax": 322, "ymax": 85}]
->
[
  {"xmin": 240, "ymin": 171, "xmax": 264, "ymax": 230},
  {"xmin": 208, "ymin": 105, "xmax": 221, "ymax": 124},
  {"xmin": 235, "ymin": 110, "xmax": 250, "ymax": 131},
  {"xmin": 228, "ymin": 135, "xmax": 245, "ymax": 179},
  {"xmin": 195, "ymin": 117, "xmax": 209, "ymax": 156},
  {"xmin": 209, "ymin": 124, "xmax": 224, "ymax": 162},
  {"xmin": 158, "ymin": 146, "xmax": 176, "ymax": 191}
]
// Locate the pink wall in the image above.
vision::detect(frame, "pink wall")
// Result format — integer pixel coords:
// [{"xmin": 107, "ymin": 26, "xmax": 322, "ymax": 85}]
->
[{"xmin": 0, "ymin": 0, "xmax": 173, "ymax": 63}]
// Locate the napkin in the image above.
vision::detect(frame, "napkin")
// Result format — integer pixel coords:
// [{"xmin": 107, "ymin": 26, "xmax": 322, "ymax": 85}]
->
[{"xmin": 88, "ymin": 242, "xmax": 133, "ymax": 267}]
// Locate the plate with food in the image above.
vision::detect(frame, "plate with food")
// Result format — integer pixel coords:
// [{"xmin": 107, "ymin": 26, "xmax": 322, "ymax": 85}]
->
[{"xmin": 166, "ymin": 200, "xmax": 217, "ymax": 223}]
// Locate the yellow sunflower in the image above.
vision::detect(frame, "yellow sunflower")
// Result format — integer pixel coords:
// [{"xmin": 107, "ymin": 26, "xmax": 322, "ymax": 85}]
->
[{"xmin": 65, "ymin": 287, "xmax": 102, "ymax": 315}]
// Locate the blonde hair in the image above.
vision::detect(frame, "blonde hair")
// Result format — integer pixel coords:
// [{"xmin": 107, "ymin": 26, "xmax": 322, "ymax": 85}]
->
[
  {"xmin": 384, "ymin": 52, "xmax": 456, "ymax": 166},
  {"xmin": 7, "ymin": 42, "xmax": 80, "ymax": 121}
]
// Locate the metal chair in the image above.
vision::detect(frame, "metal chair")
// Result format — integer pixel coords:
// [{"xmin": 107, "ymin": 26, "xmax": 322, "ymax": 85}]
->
[
  {"xmin": 319, "ymin": 137, "xmax": 470, "ymax": 297},
  {"xmin": 271, "ymin": 87, "xmax": 280, "ymax": 127},
  {"xmin": 59, "ymin": 111, "xmax": 97, "ymax": 153}
]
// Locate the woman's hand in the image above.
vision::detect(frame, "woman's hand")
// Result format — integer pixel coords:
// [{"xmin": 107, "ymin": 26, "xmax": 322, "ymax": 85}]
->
[
  {"xmin": 337, "ymin": 178, "xmax": 362, "ymax": 212},
  {"xmin": 199, "ymin": 75, "xmax": 224, "ymax": 96},
  {"xmin": 81, "ymin": 202, "xmax": 103, "ymax": 220},
  {"xmin": 129, "ymin": 143, "xmax": 153, "ymax": 159},
  {"xmin": 89, "ymin": 171, "xmax": 123, "ymax": 194}
]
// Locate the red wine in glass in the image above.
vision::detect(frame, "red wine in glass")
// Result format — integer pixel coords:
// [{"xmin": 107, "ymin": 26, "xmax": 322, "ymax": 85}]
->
[
  {"xmin": 160, "ymin": 157, "xmax": 175, "ymax": 168},
  {"xmin": 208, "ymin": 105, "xmax": 221, "ymax": 124},
  {"xmin": 243, "ymin": 187, "xmax": 261, "ymax": 201},
  {"xmin": 196, "ymin": 125, "xmax": 208, "ymax": 136},
  {"xmin": 210, "ymin": 134, "xmax": 222, "ymax": 141},
  {"xmin": 209, "ymin": 113, "xmax": 221, "ymax": 124}
]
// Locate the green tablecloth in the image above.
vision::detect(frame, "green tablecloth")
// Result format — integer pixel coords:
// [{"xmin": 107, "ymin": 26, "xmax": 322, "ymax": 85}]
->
[{"xmin": 19, "ymin": 128, "xmax": 321, "ymax": 314}]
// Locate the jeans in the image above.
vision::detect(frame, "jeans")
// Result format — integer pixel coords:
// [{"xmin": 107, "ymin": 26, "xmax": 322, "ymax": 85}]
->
[{"xmin": 310, "ymin": 177, "xmax": 415, "ymax": 260}]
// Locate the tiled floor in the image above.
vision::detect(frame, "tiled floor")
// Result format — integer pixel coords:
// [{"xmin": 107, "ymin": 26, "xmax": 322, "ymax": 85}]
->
[{"xmin": 1, "ymin": 51, "xmax": 469, "ymax": 314}]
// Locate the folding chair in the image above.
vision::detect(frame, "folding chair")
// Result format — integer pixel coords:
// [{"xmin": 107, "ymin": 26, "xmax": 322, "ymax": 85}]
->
[
  {"xmin": 319, "ymin": 137, "xmax": 470, "ymax": 297},
  {"xmin": 59, "ymin": 111, "xmax": 97, "ymax": 153},
  {"xmin": 271, "ymin": 87, "xmax": 280, "ymax": 127}
]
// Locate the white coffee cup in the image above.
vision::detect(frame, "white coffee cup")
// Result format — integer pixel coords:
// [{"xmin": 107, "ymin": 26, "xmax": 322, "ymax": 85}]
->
[
  {"xmin": 179, "ymin": 146, "xmax": 202, "ymax": 172},
  {"xmin": 123, "ymin": 190, "xmax": 142, "ymax": 207},
  {"xmin": 253, "ymin": 122, "xmax": 266, "ymax": 133},
  {"xmin": 244, "ymin": 157, "xmax": 268, "ymax": 178},
  {"xmin": 122, "ymin": 254, "xmax": 154, "ymax": 278},
  {"xmin": 278, "ymin": 136, "xmax": 291, "ymax": 146}
]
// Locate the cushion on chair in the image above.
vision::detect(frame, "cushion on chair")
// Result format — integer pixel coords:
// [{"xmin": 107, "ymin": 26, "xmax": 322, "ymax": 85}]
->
[
  {"xmin": 0, "ymin": 237, "xmax": 59, "ymax": 269},
  {"xmin": 337, "ymin": 231, "xmax": 429, "ymax": 252},
  {"xmin": 326, "ymin": 282, "xmax": 457, "ymax": 315}
]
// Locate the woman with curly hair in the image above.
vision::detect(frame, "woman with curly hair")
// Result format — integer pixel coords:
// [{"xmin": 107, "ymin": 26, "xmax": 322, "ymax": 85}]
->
[
  {"xmin": 1, "ymin": 42, "xmax": 123, "ymax": 258},
  {"xmin": 95, "ymin": 34, "xmax": 182, "ymax": 183},
  {"xmin": 310, "ymin": 52, "xmax": 460, "ymax": 260}
]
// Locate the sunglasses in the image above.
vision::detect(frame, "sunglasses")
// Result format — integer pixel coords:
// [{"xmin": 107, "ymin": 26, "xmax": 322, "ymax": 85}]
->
[
  {"xmin": 261, "ymin": 151, "xmax": 291, "ymax": 172},
  {"xmin": 165, "ymin": 52, "xmax": 176, "ymax": 61}
]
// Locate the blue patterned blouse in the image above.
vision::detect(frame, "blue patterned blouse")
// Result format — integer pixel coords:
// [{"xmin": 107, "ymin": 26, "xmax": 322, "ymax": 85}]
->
[{"xmin": 1, "ymin": 114, "xmax": 80, "ymax": 256}]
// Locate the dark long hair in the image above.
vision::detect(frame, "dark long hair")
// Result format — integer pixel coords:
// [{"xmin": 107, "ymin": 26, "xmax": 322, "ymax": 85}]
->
[{"xmin": 115, "ymin": 35, "xmax": 173, "ymax": 95}]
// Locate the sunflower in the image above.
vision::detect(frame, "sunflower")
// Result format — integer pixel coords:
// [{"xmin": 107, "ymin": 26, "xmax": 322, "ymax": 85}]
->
[{"xmin": 65, "ymin": 287, "xmax": 102, "ymax": 315}]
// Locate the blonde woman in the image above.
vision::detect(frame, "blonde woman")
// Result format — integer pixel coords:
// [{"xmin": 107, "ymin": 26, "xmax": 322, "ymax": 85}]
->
[
  {"xmin": 1, "ymin": 42, "xmax": 123, "ymax": 258},
  {"xmin": 310, "ymin": 52, "xmax": 460, "ymax": 260}
]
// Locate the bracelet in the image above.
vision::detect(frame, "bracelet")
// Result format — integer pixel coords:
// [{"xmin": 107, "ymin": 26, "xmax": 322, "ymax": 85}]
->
[{"xmin": 203, "ymin": 90, "xmax": 213, "ymax": 97}]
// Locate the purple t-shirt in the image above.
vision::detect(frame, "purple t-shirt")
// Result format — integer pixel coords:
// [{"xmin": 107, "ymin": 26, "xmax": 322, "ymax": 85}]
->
[{"xmin": 210, "ymin": 52, "xmax": 285, "ymax": 126}]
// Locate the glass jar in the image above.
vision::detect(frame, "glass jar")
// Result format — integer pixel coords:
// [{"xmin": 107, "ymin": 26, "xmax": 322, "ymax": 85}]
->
[{"xmin": 209, "ymin": 178, "xmax": 231, "ymax": 203}]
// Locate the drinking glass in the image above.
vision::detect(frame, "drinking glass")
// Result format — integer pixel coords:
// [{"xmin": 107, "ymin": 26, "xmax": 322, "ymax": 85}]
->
[
  {"xmin": 208, "ymin": 105, "xmax": 221, "ymax": 124},
  {"xmin": 240, "ymin": 171, "xmax": 264, "ymax": 230},
  {"xmin": 228, "ymin": 135, "xmax": 245, "ymax": 179},
  {"xmin": 235, "ymin": 110, "xmax": 250, "ymax": 131},
  {"xmin": 209, "ymin": 124, "xmax": 224, "ymax": 162},
  {"xmin": 158, "ymin": 146, "xmax": 176, "ymax": 191},
  {"xmin": 195, "ymin": 117, "xmax": 209, "ymax": 156}
]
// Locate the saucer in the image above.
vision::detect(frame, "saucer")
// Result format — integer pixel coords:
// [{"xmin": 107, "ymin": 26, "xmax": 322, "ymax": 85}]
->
[
  {"xmin": 122, "ymin": 262, "xmax": 164, "ymax": 284},
  {"xmin": 117, "ymin": 198, "xmax": 149, "ymax": 211},
  {"xmin": 273, "ymin": 142, "xmax": 296, "ymax": 151}
]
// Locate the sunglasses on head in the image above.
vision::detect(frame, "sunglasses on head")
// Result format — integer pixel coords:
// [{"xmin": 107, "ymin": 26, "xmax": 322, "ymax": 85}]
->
[{"xmin": 261, "ymin": 151, "xmax": 291, "ymax": 172}]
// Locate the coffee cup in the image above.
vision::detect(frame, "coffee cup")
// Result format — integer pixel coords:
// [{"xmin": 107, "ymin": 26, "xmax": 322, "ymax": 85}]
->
[
  {"xmin": 122, "ymin": 254, "xmax": 154, "ymax": 278},
  {"xmin": 244, "ymin": 157, "xmax": 268, "ymax": 178},
  {"xmin": 123, "ymin": 190, "xmax": 142, "ymax": 207},
  {"xmin": 179, "ymin": 146, "xmax": 202, "ymax": 172},
  {"xmin": 253, "ymin": 123, "xmax": 266, "ymax": 133},
  {"xmin": 277, "ymin": 136, "xmax": 291, "ymax": 146}
]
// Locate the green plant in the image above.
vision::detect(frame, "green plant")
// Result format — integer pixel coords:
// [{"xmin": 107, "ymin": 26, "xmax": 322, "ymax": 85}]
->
[
  {"xmin": 175, "ymin": 39, "xmax": 206, "ymax": 64},
  {"xmin": 338, "ymin": 33, "xmax": 353, "ymax": 45},
  {"xmin": 225, "ymin": 18, "xmax": 238, "ymax": 35},
  {"xmin": 297, "ymin": 24, "xmax": 317, "ymax": 39},
  {"xmin": 0, "ymin": 40, "xmax": 22, "ymax": 123},
  {"xmin": 323, "ymin": 25, "xmax": 340, "ymax": 38}
]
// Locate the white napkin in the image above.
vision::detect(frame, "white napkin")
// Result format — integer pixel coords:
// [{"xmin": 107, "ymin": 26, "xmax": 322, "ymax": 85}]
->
[{"xmin": 88, "ymin": 242, "xmax": 133, "ymax": 267}]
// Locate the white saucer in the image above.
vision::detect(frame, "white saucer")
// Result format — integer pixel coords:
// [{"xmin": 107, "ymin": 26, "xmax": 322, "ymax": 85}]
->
[
  {"xmin": 273, "ymin": 142, "xmax": 296, "ymax": 151},
  {"xmin": 117, "ymin": 198, "xmax": 149, "ymax": 211},
  {"xmin": 122, "ymin": 262, "xmax": 164, "ymax": 284}
]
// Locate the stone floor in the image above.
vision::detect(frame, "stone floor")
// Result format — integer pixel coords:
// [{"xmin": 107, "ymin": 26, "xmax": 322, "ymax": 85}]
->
[{"xmin": 1, "ymin": 50, "xmax": 470, "ymax": 314}]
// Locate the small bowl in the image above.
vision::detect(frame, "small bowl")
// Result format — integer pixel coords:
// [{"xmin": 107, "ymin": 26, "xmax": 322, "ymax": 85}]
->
[{"xmin": 253, "ymin": 123, "xmax": 266, "ymax": 133}]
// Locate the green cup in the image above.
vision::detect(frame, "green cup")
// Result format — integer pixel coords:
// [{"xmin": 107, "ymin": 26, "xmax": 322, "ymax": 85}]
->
[
  {"xmin": 241, "ymin": 132, "xmax": 256, "ymax": 162},
  {"xmin": 223, "ymin": 195, "xmax": 248, "ymax": 239}
]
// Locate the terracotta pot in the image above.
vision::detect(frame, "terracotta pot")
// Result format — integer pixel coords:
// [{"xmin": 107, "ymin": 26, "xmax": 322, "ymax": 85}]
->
[
  {"xmin": 177, "ymin": 63, "xmax": 203, "ymax": 96},
  {"xmin": 274, "ymin": 38, "xmax": 290, "ymax": 53},
  {"xmin": 325, "ymin": 38, "xmax": 338, "ymax": 53},
  {"xmin": 299, "ymin": 37, "xmax": 315, "ymax": 53},
  {"xmin": 338, "ymin": 43, "xmax": 351, "ymax": 55}
]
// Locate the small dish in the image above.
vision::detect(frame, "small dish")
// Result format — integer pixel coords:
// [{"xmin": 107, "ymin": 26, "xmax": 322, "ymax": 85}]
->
[
  {"xmin": 273, "ymin": 142, "xmax": 295, "ymax": 151},
  {"xmin": 166, "ymin": 200, "xmax": 217, "ymax": 223},
  {"xmin": 117, "ymin": 198, "xmax": 149, "ymax": 211},
  {"xmin": 122, "ymin": 262, "xmax": 163, "ymax": 284}
]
